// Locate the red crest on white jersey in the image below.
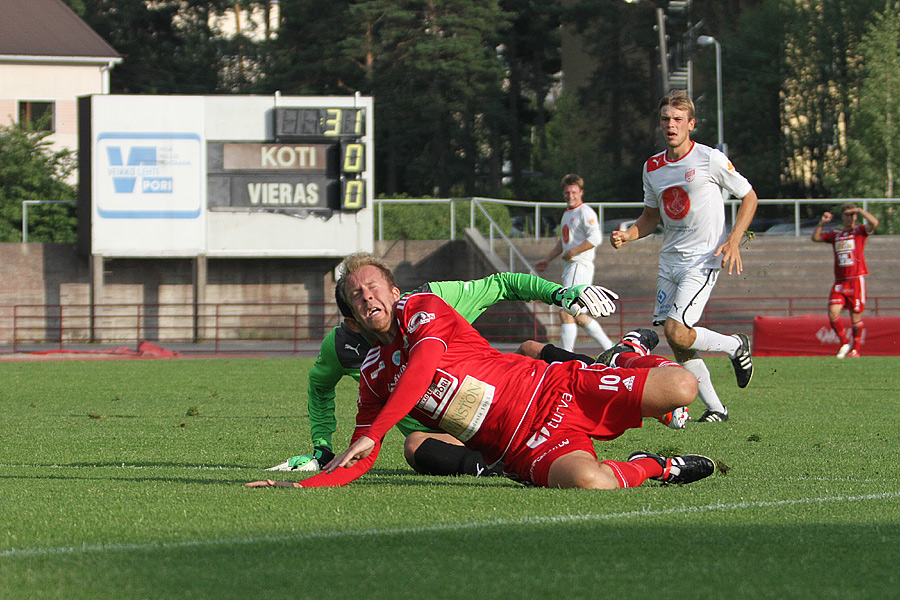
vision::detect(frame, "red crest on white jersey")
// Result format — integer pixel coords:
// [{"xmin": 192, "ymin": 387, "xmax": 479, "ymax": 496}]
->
[{"xmin": 662, "ymin": 186, "xmax": 691, "ymax": 220}]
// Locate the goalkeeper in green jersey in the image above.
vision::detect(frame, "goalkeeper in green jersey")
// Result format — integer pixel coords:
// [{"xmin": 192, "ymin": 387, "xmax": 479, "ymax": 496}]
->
[{"xmin": 266, "ymin": 272, "xmax": 619, "ymax": 476}]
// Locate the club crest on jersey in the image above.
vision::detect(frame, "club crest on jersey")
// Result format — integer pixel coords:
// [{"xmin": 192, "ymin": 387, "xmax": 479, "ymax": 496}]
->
[
  {"xmin": 392, "ymin": 350, "xmax": 402, "ymax": 366},
  {"xmin": 407, "ymin": 311, "xmax": 436, "ymax": 333},
  {"xmin": 662, "ymin": 185, "xmax": 690, "ymax": 220},
  {"xmin": 685, "ymin": 168, "xmax": 695, "ymax": 182}
]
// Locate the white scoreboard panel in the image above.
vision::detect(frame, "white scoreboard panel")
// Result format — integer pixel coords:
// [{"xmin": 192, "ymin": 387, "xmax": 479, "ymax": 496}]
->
[{"xmin": 79, "ymin": 94, "xmax": 374, "ymax": 257}]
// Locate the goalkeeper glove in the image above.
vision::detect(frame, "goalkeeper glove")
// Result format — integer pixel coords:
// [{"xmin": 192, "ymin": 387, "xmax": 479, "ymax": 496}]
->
[
  {"xmin": 265, "ymin": 446, "xmax": 335, "ymax": 472},
  {"xmin": 556, "ymin": 284, "xmax": 619, "ymax": 318}
]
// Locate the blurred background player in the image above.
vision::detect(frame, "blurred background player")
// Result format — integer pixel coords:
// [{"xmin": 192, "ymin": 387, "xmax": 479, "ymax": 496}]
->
[
  {"xmin": 812, "ymin": 203, "xmax": 879, "ymax": 358},
  {"xmin": 610, "ymin": 90, "xmax": 757, "ymax": 423},
  {"xmin": 535, "ymin": 174, "xmax": 615, "ymax": 353},
  {"xmin": 266, "ymin": 271, "xmax": 618, "ymax": 475}
]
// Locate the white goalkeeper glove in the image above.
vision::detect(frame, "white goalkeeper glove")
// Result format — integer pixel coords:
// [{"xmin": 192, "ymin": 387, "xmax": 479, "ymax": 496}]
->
[
  {"xmin": 265, "ymin": 446, "xmax": 335, "ymax": 472},
  {"xmin": 557, "ymin": 284, "xmax": 619, "ymax": 318}
]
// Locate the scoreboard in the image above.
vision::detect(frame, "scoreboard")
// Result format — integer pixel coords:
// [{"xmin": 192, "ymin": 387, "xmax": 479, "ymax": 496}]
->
[
  {"xmin": 80, "ymin": 94, "xmax": 374, "ymax": 258},
  {"xmin": 208, "ymin": 106, "xmax": 369, "ymax": 213}
]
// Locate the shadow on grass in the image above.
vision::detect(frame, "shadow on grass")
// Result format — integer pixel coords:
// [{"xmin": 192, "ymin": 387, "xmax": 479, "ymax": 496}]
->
[{"xmin": 2, "ymin": 465, "xmax": 517, "ymax": 488}]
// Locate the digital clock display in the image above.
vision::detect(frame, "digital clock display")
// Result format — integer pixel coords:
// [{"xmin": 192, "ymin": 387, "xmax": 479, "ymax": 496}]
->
[{"xmin": 275, "ymin": 108, "xmax": 366, "ymax": 139}]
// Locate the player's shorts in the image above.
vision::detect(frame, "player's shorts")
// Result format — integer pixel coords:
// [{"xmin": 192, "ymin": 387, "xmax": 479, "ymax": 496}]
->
[
  {"xmin": 829, "ymin": 277, "xmax": 866, "ymax": 313},
  {"xmin": 395, "ymin": 415, "xmax": 441, "ymax": 437},
  {"xmin": 503, "ymin": 362, "xmax": 648, "ymax": 487},
  {"xmin": 561, "ymin": 260, "xmax": 595, "ymax": 289},
  {"xmin": 653, "ymin": 263, "xmax": 719, "ymax": 327}
]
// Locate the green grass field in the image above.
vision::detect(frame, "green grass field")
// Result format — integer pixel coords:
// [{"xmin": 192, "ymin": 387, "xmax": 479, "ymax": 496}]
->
[{"xmin": 1, "ymin": 355, "xmax": 899, "ymax": 599}]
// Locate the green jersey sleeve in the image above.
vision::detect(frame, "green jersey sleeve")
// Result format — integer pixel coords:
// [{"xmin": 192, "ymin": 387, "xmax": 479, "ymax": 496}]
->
[
  {"xmin": 306, "ymin": 326, "xmax": 362, "ymax": 450},
  {"xmin": 428, "ymin": 272, "xmax": 564, "ymax": 323}
]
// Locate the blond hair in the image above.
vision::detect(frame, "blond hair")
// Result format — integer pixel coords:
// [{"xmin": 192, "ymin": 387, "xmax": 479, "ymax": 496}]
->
[
  {"xmin": 335, "ymin": 252, "xmax": 397, "ymax": 314},
  {"xmin": 659, "ymin": 89, "xmax": 695, "ymax": 121}
]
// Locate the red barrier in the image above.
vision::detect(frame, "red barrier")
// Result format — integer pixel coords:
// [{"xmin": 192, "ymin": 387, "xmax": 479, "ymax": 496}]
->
[{"xmin": 753, "ymin": 315, "xmax": 900, "ymax": 356}]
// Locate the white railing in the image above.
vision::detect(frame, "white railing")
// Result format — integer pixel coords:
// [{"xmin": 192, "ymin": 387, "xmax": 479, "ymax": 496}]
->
[
  {"xmin": 374, "ymin": 197, "xmax": 900, "ymax": 242},
  {"xmin": 469, "ymin": 200, "xmax": 537, "ymax": 275}
]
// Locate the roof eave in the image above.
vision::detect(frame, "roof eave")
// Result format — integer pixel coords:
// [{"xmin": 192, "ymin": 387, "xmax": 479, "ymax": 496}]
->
[{"xmin": 0, "ymin": 54, "xmax": 122, "ymax": 66}]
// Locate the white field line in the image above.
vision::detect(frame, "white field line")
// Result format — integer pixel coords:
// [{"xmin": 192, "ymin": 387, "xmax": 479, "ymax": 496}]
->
[{"xmin": 2, "ymin": 491, "xmax": 899, "ymax": 560}]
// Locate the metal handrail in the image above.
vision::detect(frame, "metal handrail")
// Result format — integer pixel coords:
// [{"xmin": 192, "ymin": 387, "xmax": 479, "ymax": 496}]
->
[
  {"xmin": 470, "ymin": 199, "xmax": 537, "ymax": 276},
  {"xmin": 374, "ymin": 197, "xmax": 900, "ymax": 241}
]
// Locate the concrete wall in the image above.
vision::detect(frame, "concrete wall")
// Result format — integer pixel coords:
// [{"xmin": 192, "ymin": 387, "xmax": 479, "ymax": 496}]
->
[
  {"xmin": 0, "ymin": 243, "xmax": 342, "ymax": 343},
  {"xmin": 2, "ymin": 235, "xmax": 896, "ymax": 347}
]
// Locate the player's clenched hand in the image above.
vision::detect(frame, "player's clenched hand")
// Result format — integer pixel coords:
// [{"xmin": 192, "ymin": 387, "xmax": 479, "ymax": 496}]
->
[
  {"xmin": 558, "ymin": 284, "xmax": 619, "ymax": 318},
  {"xmin": 324, "ymin": 436, "xmax": 375, "ymax": 473}
]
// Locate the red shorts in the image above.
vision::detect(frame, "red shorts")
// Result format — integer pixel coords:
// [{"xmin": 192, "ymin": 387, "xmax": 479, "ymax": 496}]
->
[
  {"xmin": 503, "ymin": 363, "xmax": 648, "ymax": 487},
  {"xmin": 829, "ymin": 277, "xmax": 866, "ymax": 313}
]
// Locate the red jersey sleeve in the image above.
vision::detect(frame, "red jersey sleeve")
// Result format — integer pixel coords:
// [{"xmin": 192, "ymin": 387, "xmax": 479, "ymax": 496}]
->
[
  {"xmin": 296, "ymin": 441, "xmax": 382, "ymax": 488},
  {"xmin": 366, "ymin": 338, "xmax": 445, "ymax": 440}
]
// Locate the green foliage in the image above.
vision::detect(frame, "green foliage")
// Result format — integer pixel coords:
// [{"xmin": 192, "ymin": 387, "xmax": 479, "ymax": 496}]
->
[
  {"xmin": 826, "ymin": 4, "xmax": 900, "ymax": 200},
  {"xmin": 716, "ymin": 0, "xmax": 787, "ymax": 200},
  {"xmin": 78, "ymin": 0, "xmax": 237, "ymax": 94},
  {"xmin": 0, "ymin": 122, "xmax": 77, "ymax": 242},
  {"xmin": 60, "ymin": 0, "xmax": 900, "ymax": 202},
  {"xmin": 542, "ymin": 92, "xmax": 614, "ymax": 201},
  {"xmin": 779, "ymin": 0, "xmax": 887, "ymax": 198},
  {"xmin": 374, "ymin": 197, "xmax": 511, "ymax": 240}
]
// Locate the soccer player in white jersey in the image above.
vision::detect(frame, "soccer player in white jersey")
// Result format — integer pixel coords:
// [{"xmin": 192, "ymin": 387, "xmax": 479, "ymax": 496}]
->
[
  {"xmin": 610, "ymin": 90, "xmax": 758, "ymax": 423},
  {"xmin": 536, "ymin": 174, "xmax": 615, "ymax": 352}
]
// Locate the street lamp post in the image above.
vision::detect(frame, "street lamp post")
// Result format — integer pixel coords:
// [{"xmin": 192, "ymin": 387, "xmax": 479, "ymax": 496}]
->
[{"xmin": 697, "ymin": 35, "xmax": 725, "ymax": 155}]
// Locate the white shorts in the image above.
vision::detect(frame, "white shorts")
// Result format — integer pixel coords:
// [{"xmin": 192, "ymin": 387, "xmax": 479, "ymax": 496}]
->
[
  {"xmin": 561, "ymin": 261, "xmax": 594, "ymax": 288},
  {"xmin": 653, "ymin": 263, "xmax": 719, "ymax": 327}
]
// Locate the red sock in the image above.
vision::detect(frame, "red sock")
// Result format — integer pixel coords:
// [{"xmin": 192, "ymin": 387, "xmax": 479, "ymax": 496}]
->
[
  {"xmin": 601, "ymin": 458, "xmax": 663, "ymax": 488},
  {"xmin": 830, "ymin": 318, "xmax": 848, "ymax": 345},
  {"xmin": 615, "ymin": 353, "xmax": 678, "ymax": 369},
  {"xmin": 852, "ymin": 321, "xmax": 864, "ymax": 351}
]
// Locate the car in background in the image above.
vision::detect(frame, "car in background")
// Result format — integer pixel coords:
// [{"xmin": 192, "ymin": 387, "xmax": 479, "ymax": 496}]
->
[
  {"xmin": 760, "ymin": 219, "xmax": 836, "ymax": 237},
  {"xmin": 613, "ymin": 218, "xmax": 665, "ymax": 237}
]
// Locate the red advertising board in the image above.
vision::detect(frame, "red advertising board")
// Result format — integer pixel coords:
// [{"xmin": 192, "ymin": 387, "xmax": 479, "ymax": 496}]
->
[{"xmin": 753, "ymin": 315, "xmax": 900, "ymax": 356}]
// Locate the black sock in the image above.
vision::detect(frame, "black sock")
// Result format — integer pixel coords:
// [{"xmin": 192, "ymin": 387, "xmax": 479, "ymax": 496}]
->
[
  {"xmin": 539, "ymin": 343, "xmax": 594, "ymax": 364},
  {"xmin": 413, "ymin": 438, "xmax": 498, "ymax": 477}
]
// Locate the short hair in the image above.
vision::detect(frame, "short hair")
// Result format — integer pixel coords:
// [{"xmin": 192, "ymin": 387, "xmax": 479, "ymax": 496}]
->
[
  {"xmin": 334, "ymin": 284, "xmax": 354, "ymax": 318},
  {"xmin": 840, "ymin": 202, "xmax": 858, "ymax": 214},
  {"xmin": 659, "ymin": 89, "xmax": 695, "ymax": 121},
  {"xmin": 561, "ymin": 174, "xmax": 584, "ymax": 190},
  {"xmin": 335, "ymin": 252, "xmax": 397, "ymax": 317}
]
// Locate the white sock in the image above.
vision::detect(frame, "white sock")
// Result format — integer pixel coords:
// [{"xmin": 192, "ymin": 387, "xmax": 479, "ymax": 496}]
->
[
  {"xmin": 582, "ymin": 319, "xmax": 614, "ymax": 350},
  {"xmin": 680, "ymin": 353, "xmax": 726, "ymax": 413},
  {"xmin": 561, "ymin": 323, "xmax": 578, "ymax": 351},
  {"xmin": 691, "ymin": 327, "xmax": 740, "ymax": 357}
]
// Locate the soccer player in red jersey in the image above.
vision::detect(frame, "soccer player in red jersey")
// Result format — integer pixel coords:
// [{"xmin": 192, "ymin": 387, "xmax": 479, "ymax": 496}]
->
[
  {"xmin": 247, "ymin": 253, "xmax": 715, "ymax": 491},
  {"xmin": 812, "ymin": 203, "xmax": 879, "ymax": 358}
]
